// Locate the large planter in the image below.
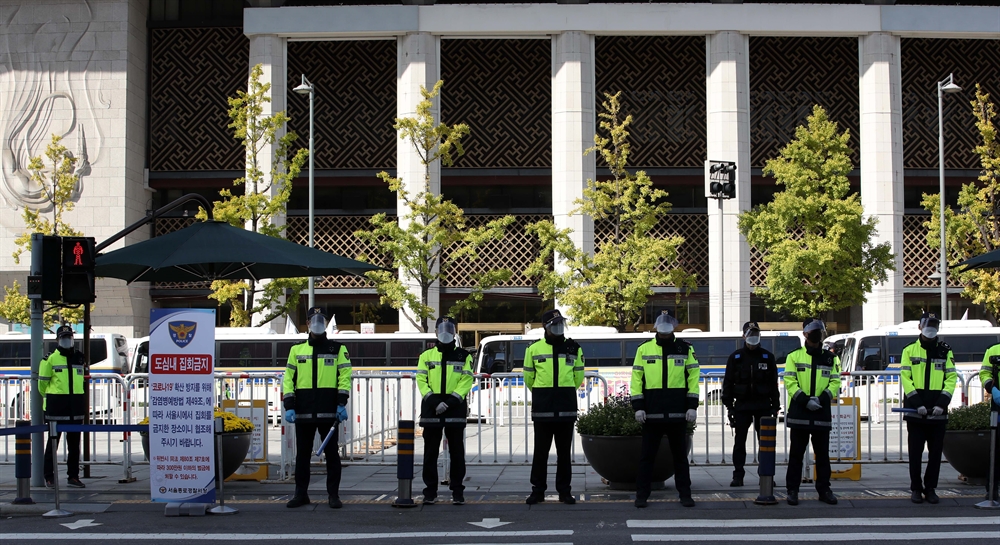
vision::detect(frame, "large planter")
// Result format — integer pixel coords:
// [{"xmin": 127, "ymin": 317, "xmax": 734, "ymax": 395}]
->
[
  {"xmin": 141, "ymin": 432, "xmax": 252, "ymax": 482},
  {"xmin": 581, "ymin": 435, "xmax": 676, "ymax": 490},
  {"xmin": 942, "ymin": 429, "xmax": 992, "ymax": 486}
]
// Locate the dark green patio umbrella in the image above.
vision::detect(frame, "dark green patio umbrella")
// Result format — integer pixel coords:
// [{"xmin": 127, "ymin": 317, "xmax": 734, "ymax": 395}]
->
[
  {"xmin": 954, "ymin": 248, "xmax": 1000, "ymax": 272},
  {"xmin": 95, "ymin": 220, "xmax": 381, "ymax": 283}
]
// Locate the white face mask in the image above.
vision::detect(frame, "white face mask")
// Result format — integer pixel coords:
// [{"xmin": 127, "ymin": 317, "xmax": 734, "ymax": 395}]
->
[
  {"xmin": 547, "ymin": 322, "xmax": 565, "ymax": 336},
  {"xmin": 437, "ymin": 332, "xmax": 455, "ymax": 344},
  {"xmin": 58, "ymin": 337, "xmax": 73, "ymax": 349},
  {"xmin": 922, "ymin": 327, "xmax": 938, "ymax": 339},
  {"xmin": 308, "ymin": 316, "xmax": 326, "ymax": 335},
  {"xmin": 745, "ymin": 335, "xmax": 760, "ymax": 347}
]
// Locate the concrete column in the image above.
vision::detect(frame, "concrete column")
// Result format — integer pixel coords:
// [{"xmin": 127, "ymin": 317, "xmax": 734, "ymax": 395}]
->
[
  {"xmin": 551, "ymin": 31, "xmax": 596, "ymax": 317},
  {"xmin": 860, "ymin": 32, "xmax": 904, "ymax": 329},
  {"xmin": 248, "ymin": 34, "xmax": 288, "ymax": 330},
  {"xmin": 397, "ymin": 32, "xmax": 441, "ymax": 332},
  {"xmin": 706, "ymin": 31, "xmax": 751, "ymax": 332}
]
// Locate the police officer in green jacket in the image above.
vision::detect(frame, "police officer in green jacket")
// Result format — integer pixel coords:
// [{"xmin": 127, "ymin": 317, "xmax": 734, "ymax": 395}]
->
[
  {"xmin": 417, "ymin": 316, "xmax": 474, "ymax": 506},
  {"xmin": 524, "ymin": 309, "xmax": 585, "ymax": 505},
  {"xmin": 282, "ymin": 307, "xmax": 352, "ymax": 509},
  {"xmin": 981, "ymin": 337, "xmax": 1000, "ymax": 502},
  {"xmin": 901, "ymin": 313, "xmax": 956, "ymax": 504},
  {"xmin": 39, "ymin": 325, "xmax": 87, "ymax": 489},
  {"xmin": 631, "ymin": 311, "xmax": 698, "ymax": 508},
  {"xmin": 783, "ymin": 318, "xmax": 840, "ymax": 506}
]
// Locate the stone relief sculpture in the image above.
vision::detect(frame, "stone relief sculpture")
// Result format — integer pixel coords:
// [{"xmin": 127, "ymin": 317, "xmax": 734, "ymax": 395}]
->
[{"xmin": 0, "ymin": 1, "xmax": 106, "ymax": 224}]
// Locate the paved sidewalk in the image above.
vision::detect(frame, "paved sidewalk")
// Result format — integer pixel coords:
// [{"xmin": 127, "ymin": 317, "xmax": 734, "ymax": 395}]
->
[{"xmin": 2, "ymin": 454, "xmax": 992, "ymax": 515}]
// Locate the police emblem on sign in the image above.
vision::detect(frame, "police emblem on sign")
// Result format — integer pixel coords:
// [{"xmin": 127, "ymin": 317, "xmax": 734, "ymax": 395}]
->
[{"xmin": 168, "ymin": 321, "xmax": 197, "ymax": 348}]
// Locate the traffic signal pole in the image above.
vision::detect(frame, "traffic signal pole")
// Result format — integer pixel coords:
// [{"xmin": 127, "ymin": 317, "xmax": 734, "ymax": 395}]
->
[{"xmin": 29, "ymin": 234, "xmax": 45, "ymax": 486}]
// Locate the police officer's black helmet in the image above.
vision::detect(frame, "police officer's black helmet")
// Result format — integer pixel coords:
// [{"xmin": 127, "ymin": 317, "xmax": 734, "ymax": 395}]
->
[
  {"xmin": 542, "ymin": 309, "xmax": 566, "ymax": 328},
  {"xmin": 307, "ymin": 306, "xmax": 326, "ymax": 320},
  {"xmin": 436, "ymin": 316, "xmax": 458, "ymax": 328},
  {"xmin": 742, "ymin": 321, "xmax": 760, "ymax": 337},
  {"xmin": 56, "ymin": 324, "xmax": 74, "ymax": 338}
]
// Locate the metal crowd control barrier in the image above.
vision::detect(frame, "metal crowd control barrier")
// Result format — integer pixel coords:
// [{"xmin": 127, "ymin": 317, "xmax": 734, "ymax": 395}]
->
[{"xmin": 5, "ymin": 368, "xmax": 992, "ymax": 480}]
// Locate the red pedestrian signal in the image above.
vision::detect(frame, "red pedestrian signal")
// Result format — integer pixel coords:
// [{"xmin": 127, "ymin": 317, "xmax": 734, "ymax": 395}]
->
[{"xmin": 61, "ymin": 237, "xmax": 96, "ymax": 304}]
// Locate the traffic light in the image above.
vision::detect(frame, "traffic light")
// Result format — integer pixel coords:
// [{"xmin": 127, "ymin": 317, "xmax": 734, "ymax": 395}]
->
[
  {"xmin": 705, "ymin": 160, "xmax": 737, "ymax": 200},
  {"xmin": 61, "ymin": 237, "xmax": 96, "ymax": 304}
]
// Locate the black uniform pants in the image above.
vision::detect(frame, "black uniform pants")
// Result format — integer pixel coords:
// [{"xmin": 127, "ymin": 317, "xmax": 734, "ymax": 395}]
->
[
  {"xmin": 43, "ymin": 430, "xmax": 81, "ymax": 481},
  {"xmin": 530, "ymin": 421, "xmax": 574, "ymax": 495},
  {"xmin": 421, "ymin": 425, "xmax": 466, "ymax": 497},
  {"xmin": 991, "ymin": 409, "xmax": 1000, "ymax": 501},
  {"xmin": 906, "ymin": 418, "xmax": 947, "ymax": 492},
  {"xmin": 732, "ymin": 412, "xmax": 767, "ymax": 479},
  {"xmin": 636, "ymin": 421, "xmax": 691, "ymax": 501},
  {"xmin": 786, "ymin": 428, "xmax": 831, "ymax": 494},
  {"xmin": 294, "ymin": 420, "xmax": 341, "ymax": 499}
]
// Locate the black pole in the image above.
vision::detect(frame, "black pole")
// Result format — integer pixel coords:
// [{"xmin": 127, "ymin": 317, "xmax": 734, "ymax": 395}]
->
[
  {"xmin": 95, "ymin": 193, "xmax": 213, "ymax": 253},
  {"xmin": 82, "ymin": 305, "xmax": 91, "ymax": 478}
]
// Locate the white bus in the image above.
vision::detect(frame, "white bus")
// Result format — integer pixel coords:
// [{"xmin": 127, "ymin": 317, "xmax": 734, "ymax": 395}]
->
[
  {"xmin": 128, "ymin": 330, "xmax": 454, "ymax": 424},
  {"xmin": 0, "ymin": 331, "xmax": 130, "ymax": 423},
  {"xmin": 838, "ymin": 319, "xmax": 1000, "ymax": 416},
  {"xmin": 469, "ymin": 327, "xmax": 805, "ymax": 420}
]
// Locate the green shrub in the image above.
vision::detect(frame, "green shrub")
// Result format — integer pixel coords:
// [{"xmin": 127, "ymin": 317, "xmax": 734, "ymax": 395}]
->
[
  {"xmin": 576, "ymin": 395, "xmax": 697, "ymax": 436},
  {"xmin": 946, "ymin": 401, "xmax": 992, "ymax": 431}
]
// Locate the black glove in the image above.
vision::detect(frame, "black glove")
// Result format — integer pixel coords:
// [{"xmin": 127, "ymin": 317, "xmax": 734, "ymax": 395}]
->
[{"xmin": 727, "ymin": 411, "xmax": 736, "ymax": 429}]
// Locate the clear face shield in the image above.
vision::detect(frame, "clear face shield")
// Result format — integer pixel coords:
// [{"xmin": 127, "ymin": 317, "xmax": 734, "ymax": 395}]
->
[
  {"xmin": 744, "ymin": 330, "xmax": 761, "ymax": 347},
  {"xmin": 654, "ymin": 314, "xmax": 676, "ymax": 335},
  {"xmin": 308, "ymin": 314, "xmax": 327, "ymax": 335},
  {"xmin": 804, "ymin": 320, "xmax": 826, "ymax": 343},
  {"xmin": 58, "ymin": 336, "xmax": 74, "ymax": 349},
  {"xmin": 545, "ymin": 320, "xmax": 565, "ymax": 337},
  {"xmin": 436, "ymin": 321, "xmax": 457, "ymax": 344},
  {"xmin": 921, "ymin": 326, "xmax": 938, "ymax": 339}
]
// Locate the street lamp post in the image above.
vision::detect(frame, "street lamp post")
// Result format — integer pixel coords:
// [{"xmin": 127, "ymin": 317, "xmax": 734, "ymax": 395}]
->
[
  {"xmin": 937, "ymin": 73, "xmax": 961, "ymax": 320},
  {"xmin": 293, "ymin": 75, "xmax": 315, "ymax": 308}
]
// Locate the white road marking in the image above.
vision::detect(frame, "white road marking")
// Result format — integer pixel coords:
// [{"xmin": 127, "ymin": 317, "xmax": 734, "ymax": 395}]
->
[
  {"xmin": 468, "ymin": 518, "xmax": 512, "ymax": 529},
  {"xmin": 60, "ymin": 520, "xmax": 103, "ymax": 530},
  {"xmin": 632, "ymin": 532, "xmax": 999, "ymax": 542},
  {"xmin": 6, "ymin": 530, "xmax": 573, "ymax": 541},
  {"xmin": 627, "ymin": 516, "xmax": 999, "ymax": 528}
]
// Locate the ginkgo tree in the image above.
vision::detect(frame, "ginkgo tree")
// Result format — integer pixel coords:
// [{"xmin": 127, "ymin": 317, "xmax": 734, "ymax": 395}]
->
[
  {"xmin": 196, "ymin": 63, "xmax": 309, "ymax": 327},
  {"xmin": 524, "ymin": 92, "xmax": 694, "ymax": 332},
  {"xmin": 922, "ymin": 84, "xmax": 1000, "ymax": 317},
  {"xmin": 354, "ymin": 81, "xmax": 515, "ymax": 333},
  {"xmin": 0, "ymin": 135, "xmax": 86, "ymax": 330},
  {"xmin": 739, "ymin": 105, "xmax": 895, "ymax": 318}
]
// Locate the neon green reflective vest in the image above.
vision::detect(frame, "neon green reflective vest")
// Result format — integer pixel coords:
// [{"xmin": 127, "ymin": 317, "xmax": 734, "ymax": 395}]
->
[
  {"xmin": 630, "ymin": 338, "xmax": 699, "ymax": 422},
  {"xmin": 523, "ymin": 337, "xmax": 585, "ymax": 422},
  {"xmin": 901, "ymin": 339, "xmax": 957, "ymax": 420},
  {"xmin": 282, "ymin": 339, "xmax": 352, "ymax": 422},
  {"xmin": 38, "ymin": 348, "xmax": 87, "ymax": 420},
  {"xmin": 416, "ymin": 344, "xmax": 474, "ymax": 427},
  {"xmin": 783, "ymin": 346, "xmax": 840, "ymax": 430}
]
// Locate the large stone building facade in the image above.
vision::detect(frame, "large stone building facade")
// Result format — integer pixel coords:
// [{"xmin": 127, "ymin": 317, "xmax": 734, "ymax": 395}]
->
[{"xmin": 1, "ymin": 0, "xmax": 998, "ymax": 336}]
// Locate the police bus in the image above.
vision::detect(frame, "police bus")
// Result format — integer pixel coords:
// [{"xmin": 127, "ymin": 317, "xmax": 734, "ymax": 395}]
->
[
  {"xmin": 838, "ymin": 319, "xmax": 1000, "ymax": 413},
  {"xmin": 469, "ymin": 327, "xmax": 804, "ymax": 420},
  {"xmin": 128, "ymin": 329, "xmax": 451, "ymax": 423},
  {"xmin": 0, "ymin": 331, "xmax": 130, "ymax": 423}
]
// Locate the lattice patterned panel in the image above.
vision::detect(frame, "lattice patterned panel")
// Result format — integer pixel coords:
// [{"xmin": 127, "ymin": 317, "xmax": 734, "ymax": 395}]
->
[
  {"xmin": 595, "ymin": 36, "xmax": 706, "ymax": 168},
  {"xmin": 749, "ymin": 37, "xmax": 859, "ymax": 168},
  {"xmin": 750, "ymin": 246, "xmax": 767, "ymax": 288},
  {"xmin": 442, "ymin": 215, "xmax": 549, "ymax": 288},
  {"xmin": 441, "ymin": 39, "xmax": 551, "ymax": 168},
  {"xmin": 286, "ymin": 216, "xmax": 385, "ymax": 289},
  {"xmin": 594, "ymin": 214, "xmax": 709, "ymax": 287},
  {"xmin": 904, "ymin": 214, "xmax": 942, "ymax": 288},
  {"xmin": 150, "ymin": 28, "xmax": 249, "ymax": 171},
  {"xmin": 901, "ymin": 39, "xmax": 1000, "ymax": 169},
  {"xmin": 287, "ymin": 41, "xmax": 396, "ymax": 169}
]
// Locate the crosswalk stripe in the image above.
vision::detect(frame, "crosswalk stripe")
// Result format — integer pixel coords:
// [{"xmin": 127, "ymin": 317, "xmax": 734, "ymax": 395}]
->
[
  {"xmin": 632, "ymin": 532, "xmax": 998, "ymax": 542},
  {"xmin": 627, "ymin": 516, "xmax": 999, "ymax": 528}
]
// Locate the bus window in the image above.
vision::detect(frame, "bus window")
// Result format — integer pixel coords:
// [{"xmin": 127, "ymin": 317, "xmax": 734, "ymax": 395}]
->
[
  {"xmin": 625, "ymin": 340, "xmax": 646, "ymax": 364},
  {"xmin": 577, "ymin": 340, "xmax": 624, "ymax": 367},
  {"xmin": 218, "ymin": 341, "xmax": 273, "ymax": 368},
  {"xmin": 885, "ymin": 336, "xmax": 916, "ymax": 369},
  {"xmin": 0, "ymin": 340, "xmax": 30, "ymax": 367},
  {"xmin": 342, "ymin": 341, "xmax": 388, "ymax": 367},
  {"xmin": 769, "ymin": 337, "xmax": 801, "ymax": 366},
  {"xmin": 941, "ymin": 334, "xmax": 1000, "ymax": 363},
  {"xmin": 840, "ymin": 338, "xmax": 857, "ymax": 372},
  {"xmin": 389, "ymin": 341, "xmax": 424, "ymax": 367},
  {"xmin": 686, "ymin": 339, "xmax": 739, "ymax": 369},
  {"xmin": 482, "ymin": 341, "xmax": 510, "ymax": 374},
  {"xmin": 860, "ymin": 336, "xmax": 887, "ymax": 371},
  {"xmin": 510, "ymin": 341, "xmax": 531, "ymax": 369},
  {"xmin": 277, "ymin": 341, "xmax": 297, "ymax": 365}
]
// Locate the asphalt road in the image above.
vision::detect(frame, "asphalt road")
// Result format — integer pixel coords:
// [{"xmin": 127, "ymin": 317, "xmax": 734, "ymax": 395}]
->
[{"xmin": 4, "ymin": 499, "xmax": 998, "ymax": 544}]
